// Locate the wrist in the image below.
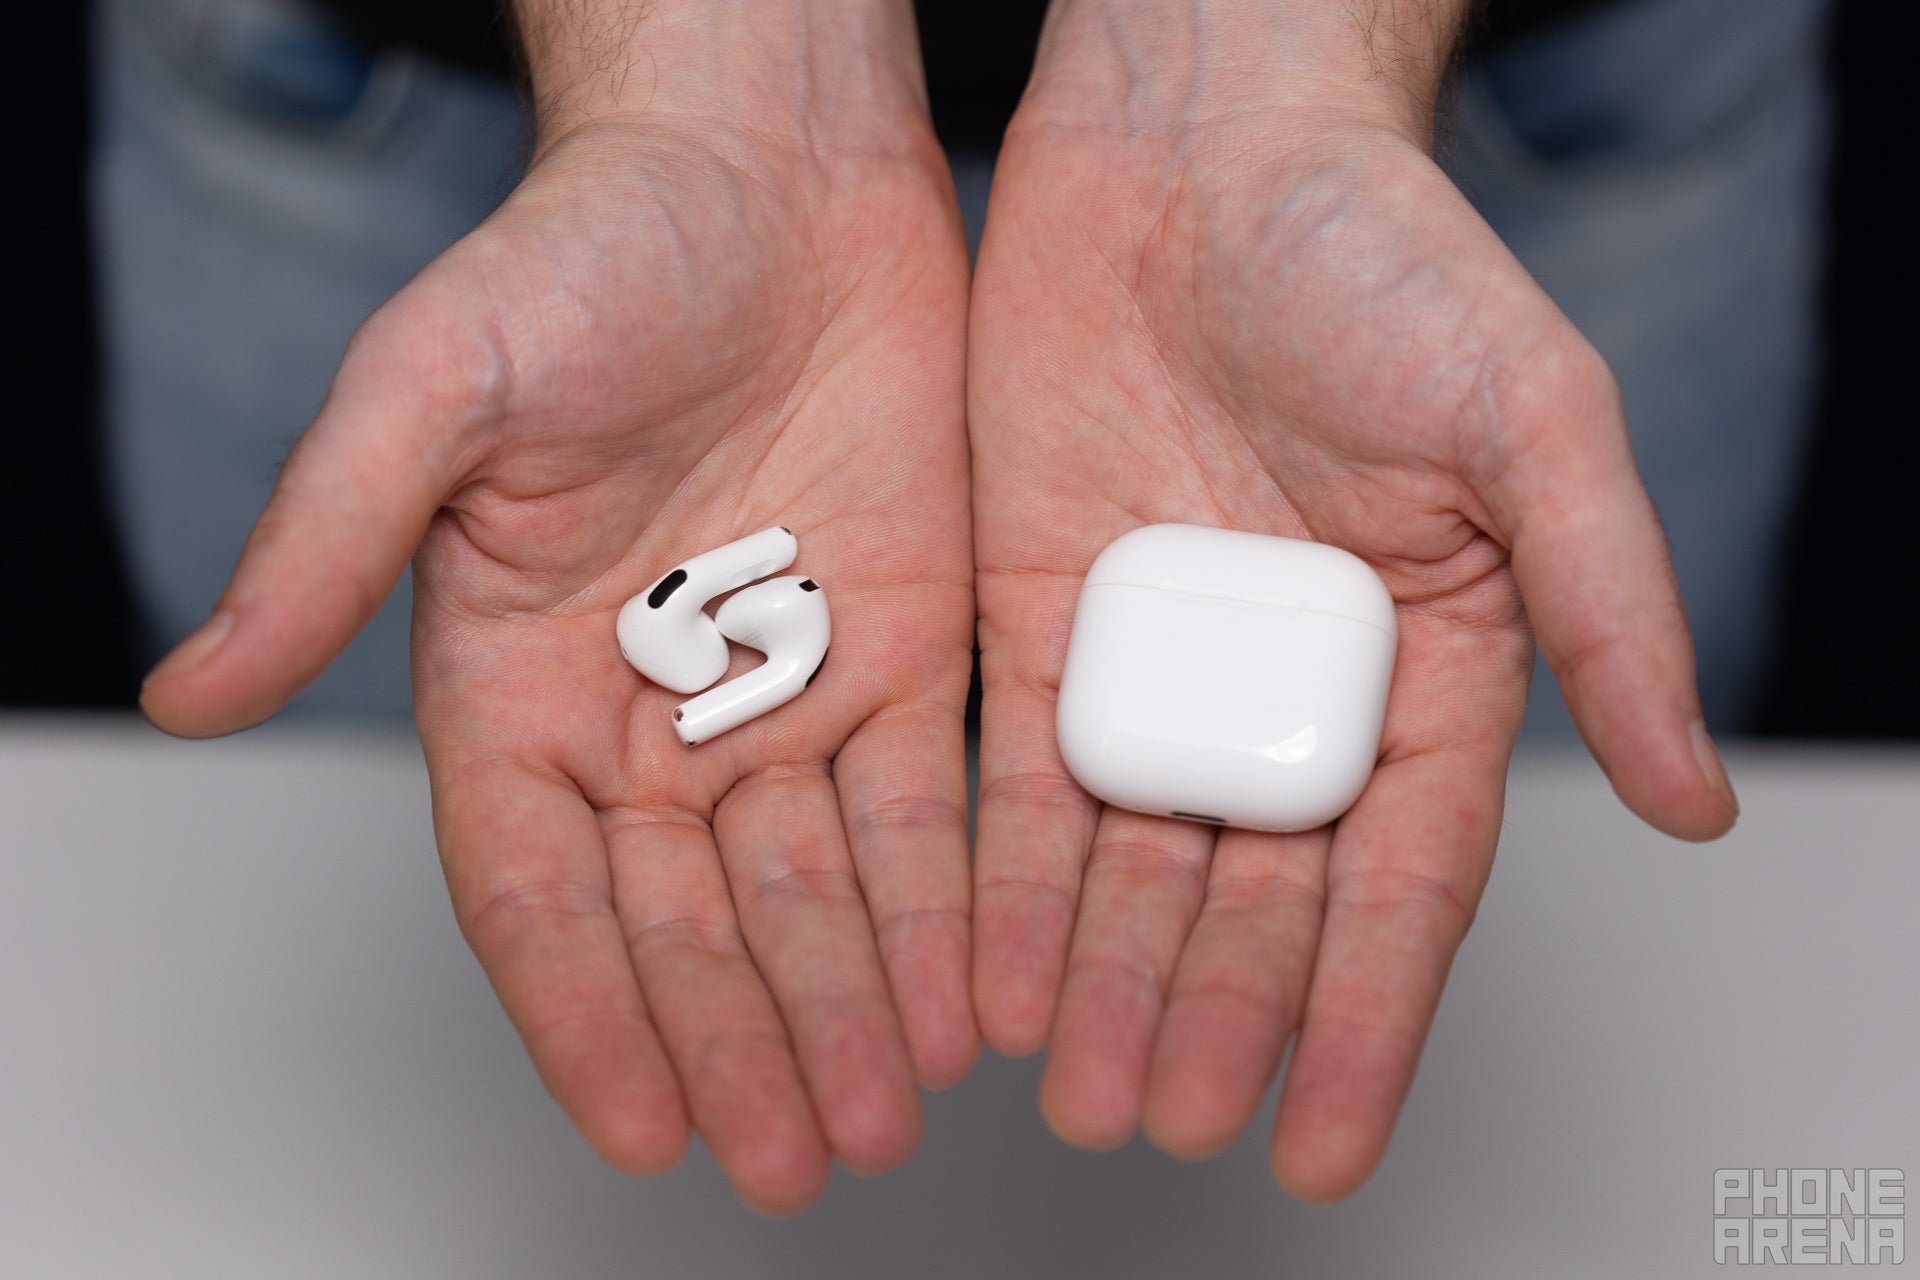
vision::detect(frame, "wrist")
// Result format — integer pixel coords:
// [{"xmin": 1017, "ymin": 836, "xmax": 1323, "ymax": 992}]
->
[
  {"xmin": 1020, "ymin": 0, "xmax": 1472, "ymax": 148},
  {"xmin": 511, "ymin": 0, "xmax": 933, "ymax": 158}
]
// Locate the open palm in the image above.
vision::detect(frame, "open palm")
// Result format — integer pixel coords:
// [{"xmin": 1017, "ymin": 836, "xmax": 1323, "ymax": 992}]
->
[
  {"xmin": 970, "ymin": 112, "xmax": 1737, "ymax": 1200},
  {"xmin": 142, "ymin": 120, "xmax": 976, "ymax": 1212}
]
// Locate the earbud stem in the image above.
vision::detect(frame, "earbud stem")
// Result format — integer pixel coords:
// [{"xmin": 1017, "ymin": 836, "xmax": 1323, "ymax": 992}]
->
[{"xmin": 673, "ymin": 654, "xmax": 813, "ymax": 745}]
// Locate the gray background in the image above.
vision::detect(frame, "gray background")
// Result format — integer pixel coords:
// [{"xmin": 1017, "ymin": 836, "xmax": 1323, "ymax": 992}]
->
[{"xmin": 3, "ymin": 720, "xmax": 1915, "ymax": 1277}]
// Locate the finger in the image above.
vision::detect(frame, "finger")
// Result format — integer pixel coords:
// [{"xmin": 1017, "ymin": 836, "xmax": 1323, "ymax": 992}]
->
[
  {"xmin": 836, "ymin": 704, "xmax": 978, "ymax": 1088},
  {"xmin": 1141, "ymin": 826, "xmax": 1330, "ymax": 1159},
  {"xmin": 1474, "ymin": 335, "xmax": 1737, "ymax": 840},
  {"xmin": 432, "ymin": 759, "xmax": 689, "ymax": 1177},
  {"xmin": 715, "ymin": 767, "xmax": 923, "ymax": 1175},
  {"xmin": 972, "ymin": 667, "xmax": 1102, "ymax": 1056},
  {"xmin": 1269, "ymin": 741, "xmax": 1509, "ymax": 1203},
  {"xmin": 604, "ymin": 809, "xmax": 832, "ymax": 1214},
  {"xmin": 140, "ymin": 296, "xmax": 482, "ymax": 737},
  {"xmin": 1038, "ymin": 811, "xmax": 1216, "ymax": 1150}
]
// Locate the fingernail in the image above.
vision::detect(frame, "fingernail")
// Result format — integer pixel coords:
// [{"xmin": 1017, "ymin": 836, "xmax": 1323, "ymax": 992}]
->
[
  {"xmin": 1688, "ymin": 719, "xmax": 1736, "ymax": 812},
  {"xmin": 144, "ymin": 612, "xmax": 234, "ymax": 689}
]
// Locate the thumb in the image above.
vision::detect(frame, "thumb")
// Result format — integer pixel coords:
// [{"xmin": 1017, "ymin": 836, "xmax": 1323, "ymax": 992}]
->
[
  {"xmin": 1477, "ymin": 338, "xmax": 1739, "ymax": 842},
  {"xmin": 140, "ymin": 306, "xmax": 485, "ymax": 737}
]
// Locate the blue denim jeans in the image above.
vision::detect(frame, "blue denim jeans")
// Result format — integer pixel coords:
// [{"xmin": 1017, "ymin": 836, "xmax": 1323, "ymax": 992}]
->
[
  {"xmin": 93, "ymin": 0, "xmax": 527, "ymax": 720},
  {"xmin": 95, "ymin": 0, "xmax": 1833, "ymax": 732},
  {"xmin": 1446, "ymin": 0, "xmax": 1832, "ymax": 737}
]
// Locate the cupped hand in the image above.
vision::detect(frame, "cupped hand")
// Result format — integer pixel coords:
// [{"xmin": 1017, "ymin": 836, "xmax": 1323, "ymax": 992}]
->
[
  {"xmin": 969, "ymin": 91, "xmax": 1738, "ymax": 1199},
  {"xmin": 140, "ymin": 114, "xmax": 977, "ymax": 1212}
]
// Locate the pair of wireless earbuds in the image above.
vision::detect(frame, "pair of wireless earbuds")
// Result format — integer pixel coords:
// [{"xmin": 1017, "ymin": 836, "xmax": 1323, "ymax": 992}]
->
[{"xmin": 615, "ymin": 527, "xmax": 830, "ymax": 745}]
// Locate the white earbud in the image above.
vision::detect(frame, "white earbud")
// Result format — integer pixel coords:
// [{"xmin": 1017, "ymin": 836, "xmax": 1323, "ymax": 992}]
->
[
  {"xmin": 672, "ymin": 576, "xmax": 830, "ymax": 745},
  {"xmin": 615, "ymin": 526, "xmax": 797, "ymax": 694}
]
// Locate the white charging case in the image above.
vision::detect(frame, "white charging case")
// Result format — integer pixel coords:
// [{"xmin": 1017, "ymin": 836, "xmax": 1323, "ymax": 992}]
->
[{"xmin": 1055, "ymin": 524, "xmax": 1397, "ymax": 832}]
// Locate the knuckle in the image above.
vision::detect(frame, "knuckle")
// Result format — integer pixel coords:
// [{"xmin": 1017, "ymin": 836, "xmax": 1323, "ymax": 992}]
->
[
  {"xmin": 1063, "ymin": 950, "xmax": 1171, "ymax": 1001},
  {"xmin": 875, "ymin": 901, "xmax": 975, "ymax": 971},
  {"xmin": 461, "ymin": 876, "xmax": 612, "ymax": 945},
  {"xmin": 1175, "ymin": 968, "xmax": 1290, "ymax": 1018},
  {"xmin": 1327, "ymin": 862, "xmax": 1480, "ymax": 940},
  {"xmin": 621, "ymin": 912, "xmax": 747, "ymax": 960},
  {"xmin": 339, "ymin": 280, "xmax": 514, "ymax": 432},
  {"xmin": 520, "ymin": 1001, "xmax": 641, "ymax": 1048},
  {"xmin": 1089, "ymin": 838, "xmax": 1211, "ymax": 898},
  {"xmin": 843, "ymin": 793, "xmax": 968, "ymax": 847},
  {"xmin": 1204, "ymin": 867, "xmax": 1328, "ymax": 918},
  {"xmin": 973, "ymin": 869, "xmax": 1078, "ymax": 914},
  {"xmin": 741, "ymin": 864, "xmax": 866, "ymax": 913},
  {"xmin": 1497, "ymin": 331, "xmax": 1620, "ymax": 429},
  {"xmin": 685, "ymin": 1027, "xmax": 799, "ymax": 1086},
  {"xmin": 977, "ymin": 769, "xmax": 1098, "ymax": 820},
  {"xmin": 872, "ymin": 902, "xmax": 969, "ymax": 949},
  {"xmin": 1463, "ymin": 328, "xmax": 1622, "ymax": 484}
]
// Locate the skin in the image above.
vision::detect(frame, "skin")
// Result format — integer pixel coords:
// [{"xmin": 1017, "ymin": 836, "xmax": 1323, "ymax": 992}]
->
[
  {"xmin": 970, "ymin": 0, "xmax": 1736, "ymax": 1202},
  {"xmin": 140, "ymin": 0, "xmax": 1738, "ymax": 1213},
  {"xmin": 142, "ymin": 0, "xmax": 976, "ymax": 1213}
]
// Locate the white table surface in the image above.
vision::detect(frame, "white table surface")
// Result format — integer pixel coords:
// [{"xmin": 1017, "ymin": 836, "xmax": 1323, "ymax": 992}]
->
[{"xmin": 2, "ymin": 717, "xmax": 1915, "ymax": 1278}]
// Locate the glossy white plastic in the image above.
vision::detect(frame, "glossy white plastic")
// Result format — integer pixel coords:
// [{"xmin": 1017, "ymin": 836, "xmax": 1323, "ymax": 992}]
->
[
  {"xmin": 673, "ymin": 576, "xmax": 830, "ymax": 745},
  {"xmin": 1055, "ymin": 524, "xmax": 1397, "ymax": 832},
  {"xmin": 615, "ymin": 526, "xmax": 797, "ymax": 694}
]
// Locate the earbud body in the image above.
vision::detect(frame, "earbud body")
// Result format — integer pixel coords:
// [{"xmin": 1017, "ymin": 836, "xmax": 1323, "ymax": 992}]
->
[
  {"xmin": 615, "ymin": 527, "xmax": 796, "ymax": 693},
  {"xmin": 672, "ymin": 577, "xmax": 830, "ymax": 745}
]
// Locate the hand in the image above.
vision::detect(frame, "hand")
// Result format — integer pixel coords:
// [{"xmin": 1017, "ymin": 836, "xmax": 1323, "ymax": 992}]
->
[
  {"xmin": 141, "ymin": 1, "xmax": 976, "ymax": 1213},
  {"xmin": 969, "ymin": 0, "xmax": 1738, "ymax": 1201}
]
